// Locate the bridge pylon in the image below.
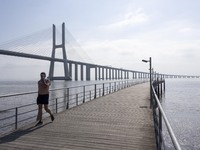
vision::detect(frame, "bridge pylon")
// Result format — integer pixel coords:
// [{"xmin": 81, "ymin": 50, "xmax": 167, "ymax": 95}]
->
[{"xmin": 48, "ymin": 23, "xmax": 71, "ymax": 80}]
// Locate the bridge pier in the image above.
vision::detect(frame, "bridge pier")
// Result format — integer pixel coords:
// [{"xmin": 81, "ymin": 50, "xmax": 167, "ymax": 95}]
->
[
  {"xmin": 102, "ymin": 67, "xmax": 104, "ymax": 80},
  {"xmin": 115, "ymin": 69, "xmax": 118, "ymax": 79},
  {"xmin": 105, "ymin": 68, "xmax": 107, "ymax": 80},
  {"xmin": 112, "ymin": 69, "xmax": 114, "ymax": 79},
  {"xmin": 98, "ymin": 67, "xmax": 101, "ymax": 80},
  {"xmin": 132, "ymin": 72, "xmax": 134, "ymax": 79},
  {"xmin": 49, "ymin": 23, "xmax": 71, "ymax": 80},
  {"xmin": 117, "ymin": 70, "xmax": 119, "ymax": 79},
  {"xmin": 74, "ymin": 63, "xmax": 78, "ymax": 81},
  {"xmin": 81, "ymin": 64, "xmax": 84, "ymax": 81},
  {"xmin": 86, "ymin": 66, "xmax": 90, "ymax": 81},
  {"xmin": 143, "ymin": 73, "xmax": 145, "ymax": 79},
  {"xmin": 69, "ymin": 62, "xmax": 72, "ymax": 77},
  {"xmin": 95, "ymin": 67, "xmax": 97, "ymax": 80}
]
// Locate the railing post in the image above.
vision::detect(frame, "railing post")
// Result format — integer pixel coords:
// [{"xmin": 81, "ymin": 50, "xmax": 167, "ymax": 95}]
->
[
  {"xmin": 83, "ymin": 86, "xmax": 85, "ymax": 103},
  {"xmin": 157, "ymin": 80, "xmax": 160, "ymax": 98},
  {"xmin": 150, "ymin": 57, "xmax": 152, "ymax": 108},
  {"xmin": 164, "ymin": 80, "xmax": 166, "ymax": 91},
  {"xmin": 90, "ymin": 91, "xmax": 91, "ymax": 101},
  {"xmin": 76, "ymin": 94, "xmax": 78, "ymax": 106},
  {"xmin": 56, "ymin": 98, "xmax": 58, "ymax": 113},
  {"xmin": 94, "ymin": 84, "xmax": 96, "ymax": 99},
  {"xmin": 150, "ymin": 82, "xmax": 153, "ymax": 108},
  {"xmin": 159, "ymin": 109, "xmax": 162, "ymax": 150},
  {"xmin": 15, "ymin": 107, "xmax": 18, "ymax": 130},
  {"xmin": 153, "ymin": 95, "xmax": 159, "ymax": 149},
  {"xmin": 114, "ymin": 82, "xmax": 116, "ymax": 92},
  {"xmin": 109, "ymin": 83, "xmax": 111, "ymax": 93},
  {"xmin": 103, "ymin": 83, "xmax": 105, "ymax": 96},
  {"xmin": 66, "ymin": 88, "xmax": 69, "ymax": 109}
]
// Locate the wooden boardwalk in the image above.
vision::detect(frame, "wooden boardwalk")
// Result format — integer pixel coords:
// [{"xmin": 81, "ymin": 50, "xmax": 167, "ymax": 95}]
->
[{"xmin": 0, "ymin": 83, "xmax": 156, "ymax": 150}]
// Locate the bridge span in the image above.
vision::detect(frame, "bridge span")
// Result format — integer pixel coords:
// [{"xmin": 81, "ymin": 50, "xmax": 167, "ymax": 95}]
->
[{"xmin": 0, "ymin": 48, "xmax": 199, "ymax": 81}]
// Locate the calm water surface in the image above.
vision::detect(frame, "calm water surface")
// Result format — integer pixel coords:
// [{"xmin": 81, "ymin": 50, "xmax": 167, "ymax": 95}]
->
[{"xmin": 162, "ymin": 78, "xmax": 200, "ymax": 150}]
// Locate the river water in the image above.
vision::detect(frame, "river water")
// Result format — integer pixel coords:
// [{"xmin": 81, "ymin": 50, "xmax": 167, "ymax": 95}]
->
[
  {"xmin": 162, "ymin": 78, "xmax": 200, "ymax": 150},
  {"xmin": 0, "ymin": 79, "xmax": 200, "ymax": 149}
]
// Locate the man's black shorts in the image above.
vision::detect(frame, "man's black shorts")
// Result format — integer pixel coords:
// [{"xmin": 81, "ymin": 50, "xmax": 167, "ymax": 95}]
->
[{"xmin": 37, "ymin": 94, "xmax": 49, "ymax": 104}]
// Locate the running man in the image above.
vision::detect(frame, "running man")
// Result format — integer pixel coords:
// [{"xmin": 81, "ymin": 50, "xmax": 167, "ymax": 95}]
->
[{"xmin": 36, "ymin": 72, "xmax": 54, "ymax": 126}]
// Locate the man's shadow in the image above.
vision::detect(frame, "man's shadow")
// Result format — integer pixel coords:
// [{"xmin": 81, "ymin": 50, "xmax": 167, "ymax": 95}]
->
[{"xmin": 0, "ymin": 122, "xmax": 52, "ymax": 144}]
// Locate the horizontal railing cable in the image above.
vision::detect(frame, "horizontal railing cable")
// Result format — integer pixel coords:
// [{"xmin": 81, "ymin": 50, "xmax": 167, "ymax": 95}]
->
[
  {"xmin": 0, "ymin": 79, "xmax": 147, "ymax": 136},
  {"xmin": 0, "ymin": 80, "xmax": 139, "ymax": 99}
]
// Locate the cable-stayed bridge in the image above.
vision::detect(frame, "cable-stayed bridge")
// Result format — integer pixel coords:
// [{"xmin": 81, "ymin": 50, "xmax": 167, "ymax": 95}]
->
[{"xmin": 0, "ymin": 23, "xmax": 199, "ymax": 80}]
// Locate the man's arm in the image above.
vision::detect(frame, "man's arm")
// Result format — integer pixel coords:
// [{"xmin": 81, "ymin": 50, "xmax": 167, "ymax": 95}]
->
[{"xmin": 44, "ymin": 79, "xmax": 51, "ymax": 86}]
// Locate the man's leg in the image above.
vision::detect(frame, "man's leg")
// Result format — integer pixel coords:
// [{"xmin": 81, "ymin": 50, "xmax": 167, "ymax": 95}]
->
[
  {"xmin": 37, "ymin": 104, "xmax": 43, "ymax": 121},
  {"xmin": 44, "ymin": 104, "xmax": 54, "ymax": 121},
  {"xmin": 35, "ymin": 104, "xmax": 43, "ymax": 126},
  {"xmin": 44, "ymin": 104, "xmax": 52, "ymax": 115}
]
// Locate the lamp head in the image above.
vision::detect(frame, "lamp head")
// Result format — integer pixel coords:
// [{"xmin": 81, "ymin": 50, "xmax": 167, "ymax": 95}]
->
[{"xmin": 142, "ymin": 60, "xmax": 149, "ymax": 63}]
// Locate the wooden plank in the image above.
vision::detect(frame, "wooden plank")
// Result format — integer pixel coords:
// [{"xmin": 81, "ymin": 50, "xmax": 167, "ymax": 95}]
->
[{"xmin": 0, "ymin": 83, "xmax": 156, "ymax": 150}]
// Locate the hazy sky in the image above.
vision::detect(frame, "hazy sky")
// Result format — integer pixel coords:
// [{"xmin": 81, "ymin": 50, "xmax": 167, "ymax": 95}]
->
[{"xmin": 0, "ymin": 0, "xmax": 200, "ymax": 80}]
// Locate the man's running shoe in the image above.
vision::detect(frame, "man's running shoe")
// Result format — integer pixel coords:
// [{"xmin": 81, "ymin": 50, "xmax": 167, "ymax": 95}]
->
[
  {"xmin": 35, "ymin": 121, "xmax": 43, "ymax": 126},
  {"xmin": 51, "ymin": 115, "xmax": 54, "ymax": 122}
]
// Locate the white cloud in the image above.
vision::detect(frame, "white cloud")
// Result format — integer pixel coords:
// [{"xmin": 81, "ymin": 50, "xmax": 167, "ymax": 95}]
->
[
  {"xmin": 100, "ymin": 8, "xmax": 149, "ymax": 30},
  {"xmin": 80, "ymin": 33, "xmax": 200, "ymax": 75}
]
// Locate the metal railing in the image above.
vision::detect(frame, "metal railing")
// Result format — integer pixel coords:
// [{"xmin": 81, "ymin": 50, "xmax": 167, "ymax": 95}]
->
[
  {"xmin": 151, "ymin": 80, "xmax": 181, "ymax": 150},
  {"xmin": 0, "ymin": 79, "xmax": 147, "ymax": 136}
]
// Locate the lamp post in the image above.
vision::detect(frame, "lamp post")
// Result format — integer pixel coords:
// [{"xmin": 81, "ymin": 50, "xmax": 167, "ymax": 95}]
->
[{"xmin": 142, "ymin": 57, "xmax": 152, "ymax": 107}]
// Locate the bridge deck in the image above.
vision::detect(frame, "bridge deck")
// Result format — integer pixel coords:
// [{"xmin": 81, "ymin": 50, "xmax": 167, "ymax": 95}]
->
[{"xmin": 0, "ymin": 83, "xmax": 156, "ymax": 150}]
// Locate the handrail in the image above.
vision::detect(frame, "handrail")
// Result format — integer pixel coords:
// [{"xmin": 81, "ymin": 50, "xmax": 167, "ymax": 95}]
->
[
  {"xmin": 0, "ymin": 79, "xmax": 137, "ymax": 99},
  {"xmin": 152, "ymin": 82, "xmax": 181, "ymax": 150}
]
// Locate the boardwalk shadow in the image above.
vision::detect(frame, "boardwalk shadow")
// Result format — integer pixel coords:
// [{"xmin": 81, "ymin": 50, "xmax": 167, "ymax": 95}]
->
[{"xmin": 0, "ymin": 122, "xmax": 52, "ymax": 144}]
